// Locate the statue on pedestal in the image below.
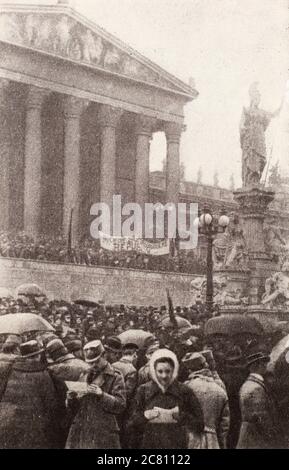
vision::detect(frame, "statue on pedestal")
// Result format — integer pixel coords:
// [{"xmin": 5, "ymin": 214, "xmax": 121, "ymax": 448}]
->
[
  {"xmin": 240, "ymin": 82, "xmax": 282, "ymax": 187},
  {"xmin": 261, "ymin": 272, "xmax": 289, "ymax": 308},
  {"xmin": 223, "ymin": 215, "xmax": 248, "ymax": 270}
]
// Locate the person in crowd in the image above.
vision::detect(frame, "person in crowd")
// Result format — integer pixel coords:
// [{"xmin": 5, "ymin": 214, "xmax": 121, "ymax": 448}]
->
[
  {"xmin": 237, "ymin": 351, "xmax": 283, "ymax": 449},
  {"xmin": 0, "ymin": 335, "xmax": 21, "ymax": 362},
  {"xmin": 113, "ymin": 342, "xmax": 138, "ymax": 402},
  {"xmin": 127, "ymin": 348, "xmax": 204, "ymax": 449},
  {"xmin": 104, "ymin": 336, "xmax": 123, "ymax": 364},
  {"xmin": 183, "ymin": 352, "xmax": 230, "ymax": 449},
  {"xmin": 46, "ymin": 338, "xmax": 90, "ymax": 381},
  {"xmin": 138, "ymin": 341, "xmax": 160, "ymax": 386},
  {"xmin": 66, "ymin": 339, "xmax": 126, "ymax": 449},
  {"xmin": 0, "ymin": 339, "xmax": 67, "ymax": 449}
]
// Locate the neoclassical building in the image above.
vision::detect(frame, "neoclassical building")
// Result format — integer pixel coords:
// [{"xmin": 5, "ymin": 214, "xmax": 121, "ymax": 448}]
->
[{"xmin": 0, "ymin": 1, "xmax": 198, "ymax": 243}]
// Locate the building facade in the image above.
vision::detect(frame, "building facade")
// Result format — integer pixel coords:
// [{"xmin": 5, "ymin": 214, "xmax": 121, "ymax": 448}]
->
[{"xmin": 0, "ymin": 2, "xmax": 198, "ymax": 243}]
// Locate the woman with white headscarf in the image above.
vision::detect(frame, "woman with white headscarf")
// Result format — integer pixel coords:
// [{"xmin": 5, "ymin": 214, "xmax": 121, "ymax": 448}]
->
[{"xmin": 127, "ymin": 348, "xmax": 204, "ymax": 449}]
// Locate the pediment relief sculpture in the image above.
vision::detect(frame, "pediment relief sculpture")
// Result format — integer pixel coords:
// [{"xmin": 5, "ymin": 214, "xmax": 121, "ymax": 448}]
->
[{"xmin": 0, "ymin": 11, "xmax": 181, "ymax": 91}]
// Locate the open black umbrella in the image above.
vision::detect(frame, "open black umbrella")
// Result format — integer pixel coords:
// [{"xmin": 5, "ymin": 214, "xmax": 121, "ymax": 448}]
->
[
  {"xmin": 204, "ymin": 315, "xmax": 264, "ymax": 337},
  {"xmin": 0, "ymin": 313, "xmax": 54, "ymax": 335}
]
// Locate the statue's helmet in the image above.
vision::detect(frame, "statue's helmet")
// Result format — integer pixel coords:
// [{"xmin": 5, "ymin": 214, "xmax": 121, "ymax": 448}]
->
[{"xmin": 249, "ymin": 82, "xmax": 261, "ymax": 104}]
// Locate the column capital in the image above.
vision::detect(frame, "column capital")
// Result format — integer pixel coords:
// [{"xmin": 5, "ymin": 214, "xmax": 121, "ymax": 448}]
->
[
  {"xmin": 135, "ymin": 114, "xmax": 156, "ymax": 136},
  {"xmin": 26, "ymin": 86, "xmax": 49, "ymax": 110},
  {"xmin": 99, "ymin": 104, "xmax": 122, "ymax": 128},
  {"xmin": 164, "ymin": 121, "xmax": 184, "ymax": 143},
  {"xmin": 64, "ymin": 95, "xmax": 88, "ymax": 119}
]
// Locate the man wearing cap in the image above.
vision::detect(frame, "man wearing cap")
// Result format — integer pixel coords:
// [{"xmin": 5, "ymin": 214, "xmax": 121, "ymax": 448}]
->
[
  {"xmin": 104, "ymin": 336, "xmax": 122, "ymax": 364},
  {"xmin": 138, "ymin": 342, "xmax": 160, "ymax": 386},
  {"xmin": 183, "ymin": 352, "xmax": 230, "ymax": 449},
  {"xmin": 113, "ymin": 343, "xmax": 138, "ymax": 402},
  {"xmin": 46, "ymin": 338, "xmax": 90, "ymax": 382},
  {"xmin": 0, "ymin": 340, "xmax": 67, "ymax": 448},
  {"xmin": 237, "ymin": 351, "xmax": 282, "ymax": 449},
  {"xmin": 66, "ymin": 339, "xmax": 126, "ymax": 449},
  {"xmin": 112, "ymin": 343, "xmax": 139, "ymax": 449}
]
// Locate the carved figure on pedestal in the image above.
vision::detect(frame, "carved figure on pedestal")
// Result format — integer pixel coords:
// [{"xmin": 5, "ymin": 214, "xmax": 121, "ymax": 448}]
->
[
  {"xmin": 223, "ymin": 215, "xmax": 248, "ymax": 270},
  {"xmin": 261, "ymin": 272, "xmax": 289, "ymax": 308},
  {"xmin": 212, "ymin": 232, "xmax": 228, "ymax": 269},
  {"xmin": 264, "ymin": 222, "xmax": 286, "ymax": 263},
  {"xmin": 240, "ymin": 82, "xmax": 282, "ymax": 187}
]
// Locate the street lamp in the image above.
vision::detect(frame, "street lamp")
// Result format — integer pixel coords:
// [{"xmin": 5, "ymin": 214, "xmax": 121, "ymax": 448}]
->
[{"xmin": 194, "ymin": 205, "xmax": 229, "ymax": 315}]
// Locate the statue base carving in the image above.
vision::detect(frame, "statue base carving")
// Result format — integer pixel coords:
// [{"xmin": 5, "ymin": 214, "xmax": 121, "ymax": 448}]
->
[{"xmin": 233, "ymin": 186, "xmax": 276, "ymax": 305}]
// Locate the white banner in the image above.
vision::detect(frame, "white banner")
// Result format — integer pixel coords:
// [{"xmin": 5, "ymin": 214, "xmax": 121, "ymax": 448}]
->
[{"xmin": 99, "ymin": 232, "xmax": 170, "ymax": 255}]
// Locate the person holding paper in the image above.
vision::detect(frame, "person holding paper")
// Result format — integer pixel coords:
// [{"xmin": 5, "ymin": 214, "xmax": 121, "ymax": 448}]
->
[
  {"xmin": 127, "ymin": 348, "xmax": 204, "ymax": 449},
  {"xmin": 65, "ymin": 340, "xmax": 126, "ymax": 449}
]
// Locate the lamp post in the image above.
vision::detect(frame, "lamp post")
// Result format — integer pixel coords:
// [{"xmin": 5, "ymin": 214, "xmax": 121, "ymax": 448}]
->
[{"xmin": 194, "ymin": 205, "xmax": 229, "ymax": 315}]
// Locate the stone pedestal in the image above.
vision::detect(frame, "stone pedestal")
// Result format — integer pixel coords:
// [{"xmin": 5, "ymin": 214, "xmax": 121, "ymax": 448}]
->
[{"xmin": 233, "ymin": 186, "xmax": 275, "ymax": 305}]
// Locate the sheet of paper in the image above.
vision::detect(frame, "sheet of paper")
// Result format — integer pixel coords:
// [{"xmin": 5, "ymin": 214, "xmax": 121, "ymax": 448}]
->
[
  {"xmin": 149, "ymin": 406, "xmax": 179, "ymax": 424},
  {"xmin": 65, "ymin": 381, "xmax": 88, "ymax": 394}
]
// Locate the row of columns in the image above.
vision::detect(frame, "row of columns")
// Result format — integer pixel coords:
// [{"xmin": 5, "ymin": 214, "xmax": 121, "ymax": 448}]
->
[{"xmin": 0, "ymin": 80, "xmax": 183, "ymax": 243}]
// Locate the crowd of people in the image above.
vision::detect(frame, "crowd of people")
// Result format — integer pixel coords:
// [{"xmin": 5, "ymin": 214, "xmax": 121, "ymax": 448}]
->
[
  {"xmin": 0, "ymin": 231, "xmax": 206, "ymax": 274},
  {"xmin": 0, "ymin": 292, "xmax": 288, "ymax": 449}
]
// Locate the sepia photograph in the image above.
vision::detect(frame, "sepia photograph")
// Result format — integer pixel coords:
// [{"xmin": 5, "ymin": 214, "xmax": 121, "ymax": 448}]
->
[{"xmin": 0, "ymin": 0, "xmax": 288, "ymax": 452}]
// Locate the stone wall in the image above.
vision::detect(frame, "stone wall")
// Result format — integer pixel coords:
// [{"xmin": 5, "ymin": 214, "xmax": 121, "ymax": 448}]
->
[{"xmin": 0, "ymin": 258, "xmax": 200, "ymax": 306}]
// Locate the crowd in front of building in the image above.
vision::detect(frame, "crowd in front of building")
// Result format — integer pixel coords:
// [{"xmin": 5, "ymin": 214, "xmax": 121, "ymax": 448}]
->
[
  {"xmin": 0, "ymin": 231, "xmax": 206, "ymax": 275},
  {"xmin": 0, "ymin": 292, "xmax": 288, "ymax": 449}
]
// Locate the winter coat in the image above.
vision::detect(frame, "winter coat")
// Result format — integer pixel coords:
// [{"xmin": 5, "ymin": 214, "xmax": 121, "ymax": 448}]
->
[
  {"xmin": 185, "ymin": 368, "xmax": 230, "ymax": 449},
  {"xmin": 0, "ymin": 358, "xmax": 67, "ymax": 449},
  {"xmin": 237, "ymin": 374, "xmax": 282, "ymax": 449},
  {"xmin": 48, "ymin": 354, "xmax": 90, "ymax": 381},
  {"xmin": 128, "ymin": 349, "xmax": 204, "ymax": 449},
  {"xmin": 138, "ymin": 363, "xmax": 151, "ymax": 386},
  {"xmin": 113, "ymin": 357, "xmax": 137, "ymax": 401},
  {"xmin": 66, "ymin": 362, "xmax": 126, "ymax": 449}
]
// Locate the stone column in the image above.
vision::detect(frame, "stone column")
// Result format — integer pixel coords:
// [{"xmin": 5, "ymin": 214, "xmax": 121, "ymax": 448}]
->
[
  {"xmin": 24, "ymin": 86, "xmax": 48, "ymax": 238},
  {"xmin": 234, "ymin": 186, "xmax": 275, "ymax": 305},
  {"xmin": 0, "ymin": 79, "xmax": 10, "ymax": 230},
  {"xmin": 99, "ymin": 104, "xmax": 122, "ymax": 209},
  {"xmin": 63, "ymin": 96, "xmax": 87, "ymax": 245},
  {"xmin": 165, "ymin": 122, "xmax": 183, "ymax": 206},
  {"xmin": 135, "ymin": 115, "xmax": 155, "ymax": 207}
]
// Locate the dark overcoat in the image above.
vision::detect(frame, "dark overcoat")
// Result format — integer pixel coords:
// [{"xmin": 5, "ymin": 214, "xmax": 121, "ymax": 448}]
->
[
  {"xmin": 128, "ymin": 380, "xmax": 204, "ymax": 449},
  {"xmin": 0, "ymin": 358, "xmax": 66, "ymax": 449},
  {"xmin": 237, "ymin": 374, "xmax": 282, "ymax": 449},
  {"xmin": 65, "ymin": 362, "xmax": 126, "ymax": 449}
]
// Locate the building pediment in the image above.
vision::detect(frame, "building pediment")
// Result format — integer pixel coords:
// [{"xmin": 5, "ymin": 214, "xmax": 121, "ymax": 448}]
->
[{"xmin": 0, "ymin": 3, "xmax": 197, "ymax": 99}]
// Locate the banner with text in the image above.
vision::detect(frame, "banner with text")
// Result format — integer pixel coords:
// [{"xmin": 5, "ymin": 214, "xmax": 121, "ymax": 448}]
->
[{"xmin": 99, "ymin": 232, "xmax": 170, "ymax": 256}]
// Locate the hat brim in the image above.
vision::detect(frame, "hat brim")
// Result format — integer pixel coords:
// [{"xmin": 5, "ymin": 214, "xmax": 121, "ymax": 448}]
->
[
  {"xmin": 21, "ymin": 348, "xmax": 44, "ymax": 358},
  {"xmin": 85, "ymin": 353, "xmax": 103, "ymax": 364},
  {"xmin": 247, "ymin": 356, "xmax": 270, "ymax": 366}
]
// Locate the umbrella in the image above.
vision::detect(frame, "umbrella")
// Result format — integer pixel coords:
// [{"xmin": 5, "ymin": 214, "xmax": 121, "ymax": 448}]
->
[
  {"xmin": 16, "ymin": 283, "xmax": 45, "ymax": 297},
  {"xmin": 0, "ymin": 287, "xmax": 13, "ymax": 299},
  {"xmin": 268, "ymin": 334, "xmax": 289, "ymax": 370},
  {"xmin": 204, "ymin": 315, "xmax": 264, "ymax": 337},
  {"xmin": 118, "ymin": 329, "xmax": 155, "ymax": 348},
  {"xmin": 159, "ymin": 315, "xmax": 193, "ymax": 329},
  {"xmin": 0, "ymin": 313, "xmax": 54, "ymax": 335},
  {"xmin": 74, "ymin": 299, "xmax": 99, "ymax": 308}
]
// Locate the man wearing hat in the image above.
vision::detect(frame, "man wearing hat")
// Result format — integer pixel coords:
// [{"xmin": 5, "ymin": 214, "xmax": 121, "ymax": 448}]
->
[
  {"xmin": 183, "ymin": 352, "xmax": 230, "ymax": 449},
  {"xmin": 0, "ymin": 340, "xmax": 66, "ymax": 448},
  {"xmin": 138, "ymin": 341, "xmax": 160, "ymax": 386},
  {"xmin": 66, "ymin": 339, "xmax": 126, "ymax": 449},
  {"xmin": 104, "ymin": 336, "xmax": 122, "ymax": 364},
  {"xmin": 46, "ymin": 338, "xmax": 89, "ymax": 382},
  {"xmin": 113, "ymin": 343, "xmax": 138, "ymax": 402},
  {"xmin": 237, "ymin": 350, "xmax": 283, "ymax": 449},
  {"xmin": 112, "ymin": 343, "xmax": 139, "ymax": 448}
]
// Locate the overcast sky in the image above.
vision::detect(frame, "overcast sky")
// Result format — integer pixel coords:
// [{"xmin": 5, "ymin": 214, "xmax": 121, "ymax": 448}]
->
[{"xmin": 4, "ymin": 0, "xmax": 289, "ymax": 187}]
